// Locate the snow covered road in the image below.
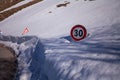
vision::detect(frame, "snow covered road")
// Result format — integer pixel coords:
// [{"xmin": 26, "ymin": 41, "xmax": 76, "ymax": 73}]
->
[{"xmin": 0, "ymin": 0, "xmax": 120, "ymax": 38}]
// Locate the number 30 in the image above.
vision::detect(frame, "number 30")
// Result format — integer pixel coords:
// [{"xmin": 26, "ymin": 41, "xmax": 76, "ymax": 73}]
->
[{"xmin": 74, "ymin": 29, "xmax": 83, "ymax": 37}]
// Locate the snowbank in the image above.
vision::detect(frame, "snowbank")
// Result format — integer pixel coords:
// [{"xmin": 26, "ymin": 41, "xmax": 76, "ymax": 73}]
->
[{"xmin": 0, "ymin": 35, "xmax": 47, "ymax": 80}]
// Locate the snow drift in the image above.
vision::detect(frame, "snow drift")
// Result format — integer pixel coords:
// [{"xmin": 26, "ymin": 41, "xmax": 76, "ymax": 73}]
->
[
  {"xmin": 43, "ymin": 23, "xmax": 120, "ymax": 80},
  {"xmin": 0, "ymin": 22, "xmax": 120, "ymax": 80},
  {"xmin": 0, "ymin": 35, "xmax": 47, "ymax": 80}
]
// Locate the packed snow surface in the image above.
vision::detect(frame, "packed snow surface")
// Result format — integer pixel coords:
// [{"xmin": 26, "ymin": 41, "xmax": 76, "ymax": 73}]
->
[{"xmin": 0, "ymin": 0, "xmax": 120, "ymax": 38}]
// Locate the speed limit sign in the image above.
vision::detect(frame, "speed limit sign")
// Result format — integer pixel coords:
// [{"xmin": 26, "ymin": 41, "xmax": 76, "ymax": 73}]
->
[{"xmin": 70, "ymin": 25, "xmax": 87, "ymax": 41}]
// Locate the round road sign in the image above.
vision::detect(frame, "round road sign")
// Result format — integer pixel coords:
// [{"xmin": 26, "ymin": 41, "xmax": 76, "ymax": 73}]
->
[{"xmin": 70, "ymin": 25, "xmax": 87, "ymax": 41}]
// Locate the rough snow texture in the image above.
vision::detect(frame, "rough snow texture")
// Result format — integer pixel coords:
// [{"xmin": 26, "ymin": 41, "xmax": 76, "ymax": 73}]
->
[
  {"xmin": 0, "ymin": 22, "xmax": 120, "ymax": 80},
  {"xmin": 0, "ymin": 35, "xmax": 47, "ymax": 80},
  {"xmin": 42, "ymin": 23, "xmax": 120, "ymax": 80}
]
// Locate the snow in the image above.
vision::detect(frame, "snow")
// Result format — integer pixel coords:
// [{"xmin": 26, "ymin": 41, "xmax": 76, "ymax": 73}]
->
[
  {"xmin": 0, "ymin": 0, "xmax": 120, "ymax": 38},
  {"xmin": 0, "ymin": 35, "xmax": 47, "ymax": 80},
  {"xmin": 0, "ymin": 0, "xmax": 120, "ymax": 80},
  {"xmin": 0, "ymin": 0, "xmax": 33, "ymax": 13},
  {"xmin": 42, "ymin": 23, "xmax": 120, "ymax": 80}
]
